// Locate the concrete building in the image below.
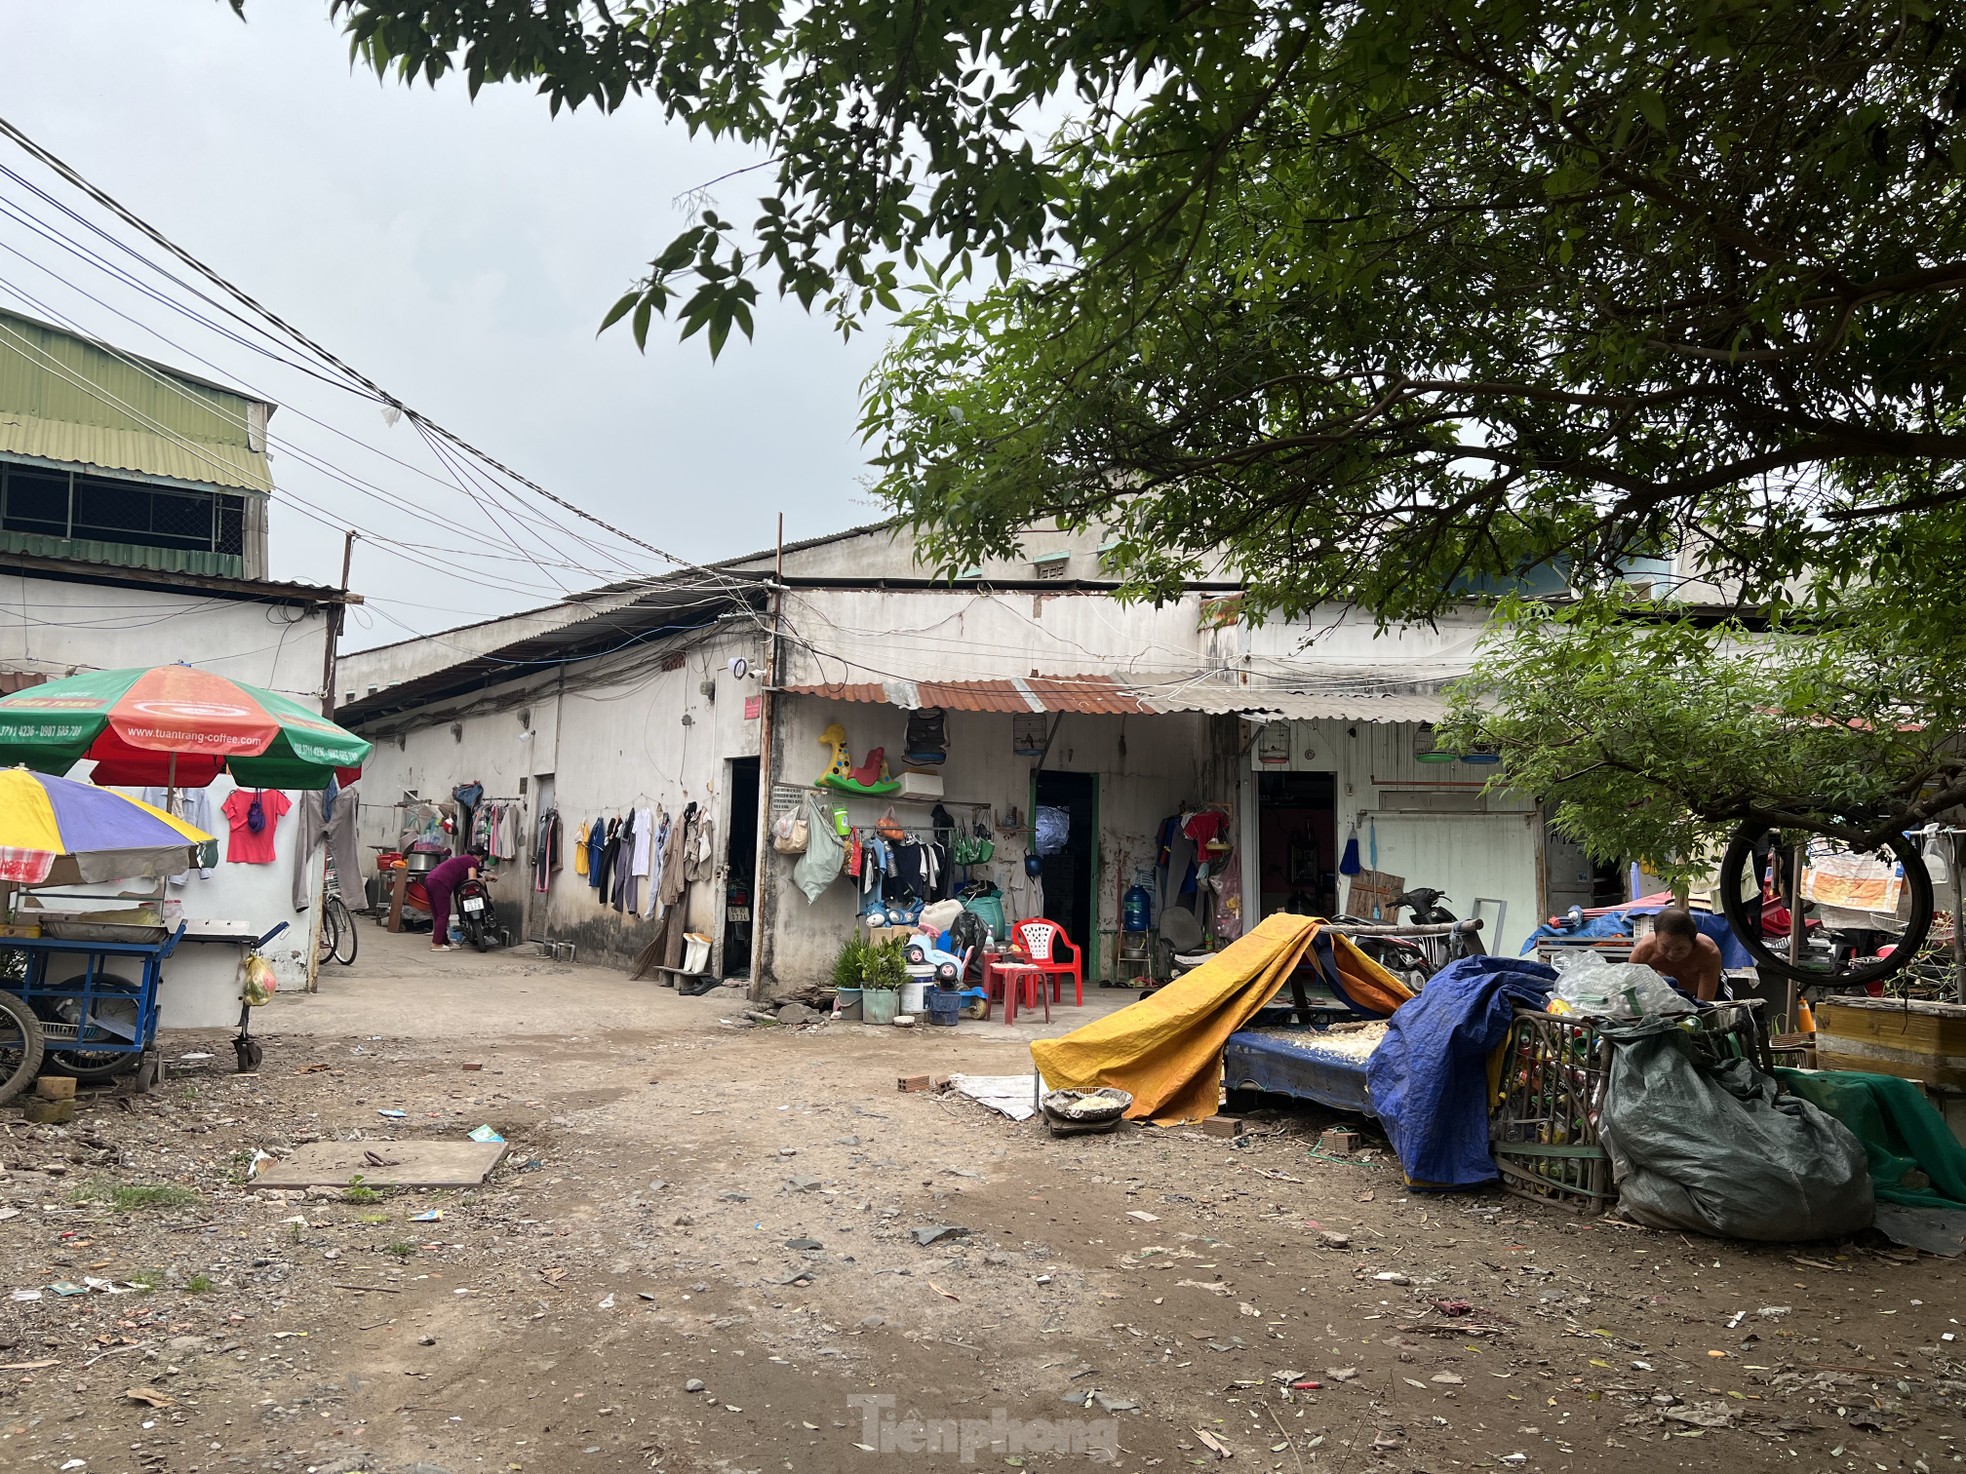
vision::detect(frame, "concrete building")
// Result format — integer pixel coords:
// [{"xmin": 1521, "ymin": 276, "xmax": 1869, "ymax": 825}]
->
[
  {"xmin": 339, "ymin": 522, "xmax": 1565, "ymax": 995},
  {"xmin": 0, "ymin": 308, "xmax": 351, "ymax": 1015}
]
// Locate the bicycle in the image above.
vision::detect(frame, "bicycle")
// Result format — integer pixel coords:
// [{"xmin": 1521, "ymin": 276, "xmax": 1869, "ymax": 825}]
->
[{"xmin": 316, "ymin": 855, "xmax": 358, "ymax": 968}]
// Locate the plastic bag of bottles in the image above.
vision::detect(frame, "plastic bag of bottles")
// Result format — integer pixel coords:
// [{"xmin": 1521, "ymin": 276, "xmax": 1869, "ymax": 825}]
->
[{"xmin": 1550, "ymin": 954, "xmax": 1693, "ymax": 1019}]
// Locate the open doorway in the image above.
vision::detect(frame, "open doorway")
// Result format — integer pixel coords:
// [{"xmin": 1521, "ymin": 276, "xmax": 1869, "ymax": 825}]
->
[
  {"xmin": 1032, "ymin": 769, "xmax": 1098, "ymax": 979},
  {"xmin": 722, "ymin": 756, "xmax": 760, "ymax": 978},
  {"xmin": 1257, "ymin": 771, "xmax": 1338, "ymax": 921}
]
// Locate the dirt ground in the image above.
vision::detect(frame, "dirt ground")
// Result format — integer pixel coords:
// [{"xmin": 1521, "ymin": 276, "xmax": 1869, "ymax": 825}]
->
[{"xmin": 3, "ymin": 930, "xmax": 1964, "ymax": 1474}]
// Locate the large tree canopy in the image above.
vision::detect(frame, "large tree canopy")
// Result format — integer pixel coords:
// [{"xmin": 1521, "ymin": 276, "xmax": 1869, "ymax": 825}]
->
[{"xmin": 322, "ymin": 0, "xmax": 1966, "ymax": 620}]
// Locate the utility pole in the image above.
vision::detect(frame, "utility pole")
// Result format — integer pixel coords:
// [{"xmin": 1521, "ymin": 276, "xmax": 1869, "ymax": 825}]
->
[
  {"xmin": 748, "ymin": 513, "xmax": 784, "ymax": 1001},
  {"xmin": 318, "ymin": 529, "xmax": 357, "ymax": 718}
]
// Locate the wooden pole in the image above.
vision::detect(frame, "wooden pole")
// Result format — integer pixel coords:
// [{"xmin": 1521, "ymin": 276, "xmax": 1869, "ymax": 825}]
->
[
  {"xmin": 747, "ymin": 513, "xmax": 784, "ymax": 1002},
  {"xmin": 319, "ymin": 530, "xmax": 357, "ymax": 719},
  {"xmin": 307, "ymin": 530, "xmax": 356, "ymax": 994}
]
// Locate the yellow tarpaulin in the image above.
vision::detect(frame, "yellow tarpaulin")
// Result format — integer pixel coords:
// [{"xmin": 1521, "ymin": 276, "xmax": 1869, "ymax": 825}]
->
[{"xmin": 1029, "ymin": 913, "xmax": 1413, "ymax": 1126}]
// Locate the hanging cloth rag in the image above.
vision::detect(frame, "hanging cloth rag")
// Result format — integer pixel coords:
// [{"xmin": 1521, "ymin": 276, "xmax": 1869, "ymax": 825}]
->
[
  {"xmin": 291, "ymin": 778, "xmax": 362, "ymax": 912},
  {"xmin": 574, "ymin": 821, "xmax": 590, "ymax": 877},
  {"xmin": 658, "ymin": 802, "xmax": 694, "ymax": 910},
  {"xmin": 686, "ymin": 812, "xmax": 716, "ymax": 884},
  {"xmin": 630, "ymin": 807, "xmax": 656, "ymax": 879},
  {"xmin": 1339, "ymin": 822, "xmax": 1362, "ymax": 876},
  {"xmin": 642, "ymin": 811, "xmax": 669, "ymax": 919}
]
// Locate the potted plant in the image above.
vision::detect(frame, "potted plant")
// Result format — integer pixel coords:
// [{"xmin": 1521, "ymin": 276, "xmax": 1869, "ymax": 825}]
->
[
  {"xmin": 831, "ymin": 935, "xmax": 870, "ymax": 1021},
  {"xmin": 859, "ymin": 936, "xmax": 909, "ymax": 1025}
]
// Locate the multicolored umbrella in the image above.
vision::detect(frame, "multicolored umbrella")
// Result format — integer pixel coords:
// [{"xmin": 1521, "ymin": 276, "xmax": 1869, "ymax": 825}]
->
[
  {"xmin": 0, "ymin": 665, "xmax": 370, "ymax": 790},
  {"xmin": 0, "ymin": 767, "xmax": 215, "ymax": 887}
]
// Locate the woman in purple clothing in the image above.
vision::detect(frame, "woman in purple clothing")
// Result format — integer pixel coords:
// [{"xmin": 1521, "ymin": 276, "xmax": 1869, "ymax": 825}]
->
[{"xmin": 422, "ymin": 849, "xmax": 483, "ymax": 952}]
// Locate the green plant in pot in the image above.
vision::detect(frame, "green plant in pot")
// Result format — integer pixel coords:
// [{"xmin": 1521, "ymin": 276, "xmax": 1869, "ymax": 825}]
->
[
  {"xmin": 859, "ymin": 936, "xmax": 909, "ymax": 1026},
  {"xmin": 831, "ymin": 935, "xmax": 870, "ymax": 1020}
]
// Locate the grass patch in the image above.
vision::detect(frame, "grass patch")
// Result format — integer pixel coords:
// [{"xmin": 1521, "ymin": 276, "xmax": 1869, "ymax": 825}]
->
[
  {"xmin": 359, "ymin": 1213, "xmax": 390, "ymax": 1225},
  {"xmin": 343, "ymin": 1175, "xmax": 386, "ymax": 1205},
  {"xmin": 185, "ymin": 1273, "xmax": 214, "ymax": 1293},
  {"xmin": 69, "ymin": 1179, "xmax": 199, "ymax": 1213},
  {"xmin": 384, "ymin": 1241, "xmax": 417, "ymax": 1260}
]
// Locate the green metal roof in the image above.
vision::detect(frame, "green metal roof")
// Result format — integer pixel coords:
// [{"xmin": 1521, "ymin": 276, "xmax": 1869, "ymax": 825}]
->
[{"xmin": 0, "ymin": 309, "xmax": 272, "ymax": 494}]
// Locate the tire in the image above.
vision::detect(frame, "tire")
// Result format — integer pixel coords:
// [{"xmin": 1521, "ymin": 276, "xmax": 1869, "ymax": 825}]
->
[
  {"xmin": 1719, "ymin": 821, "xmax": 1934, "ymax": 986},
  {"xmin": 327, "ymin": 896, "xmax": 358, "ymax": 966},
  {"xmin": 0, "ymin": 992, "xmax": 45, "ymax": 1105},
  {"xmin": 317, "ymin": 899, "xmax": 340, "ymax": 966},
  {"xmin": 40, "ymin": 981, "xmax": 144, "ymax": 1081},
  {"xmin": 467, "ymin": 920, "xmax": 489, "ymax": 953},
  {"xmin": 234, "ymin": 1036, "xmax": 263, "ymax": 1073}
]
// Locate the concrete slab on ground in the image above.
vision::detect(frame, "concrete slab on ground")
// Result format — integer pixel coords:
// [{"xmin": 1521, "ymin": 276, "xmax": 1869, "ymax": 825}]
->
[{"xmin": 251, "ymin": 1139, "xmax": 506, "ymax": 1188}]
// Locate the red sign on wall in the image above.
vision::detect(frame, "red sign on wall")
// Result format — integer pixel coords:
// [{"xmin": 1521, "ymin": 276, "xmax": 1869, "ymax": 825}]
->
[{"xmin": 744, "ymin": 695, "xmax": 763, "ymax": 720}]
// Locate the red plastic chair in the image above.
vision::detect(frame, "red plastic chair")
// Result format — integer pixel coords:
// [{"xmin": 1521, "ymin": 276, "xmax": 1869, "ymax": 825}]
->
[{"xmin": 1009, "ymin": 917, "xmax": 1084, "ymax": 1006}]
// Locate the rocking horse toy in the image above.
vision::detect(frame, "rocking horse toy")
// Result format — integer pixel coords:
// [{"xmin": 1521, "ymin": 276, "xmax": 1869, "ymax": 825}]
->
[{"xmin": 817, "ymin": 721, "xmax": 900, "ymax": 795}]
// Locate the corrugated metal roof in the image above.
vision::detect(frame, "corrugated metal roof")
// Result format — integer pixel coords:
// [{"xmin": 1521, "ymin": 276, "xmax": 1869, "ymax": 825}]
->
[
  {"xmin": 1140, "ymin": 685, "xmax": 1450, "ymax": 724},
  {"xmin": 0, "ymin": 309, "xmax": 272, "ymax": 493},
  {"xmin": 787, "ymin": 675, "xmax": 1151, "ymax": 714},
  {"xmin": 785, "ymin": 673, "xmax": 1450, "ymax": 722}
]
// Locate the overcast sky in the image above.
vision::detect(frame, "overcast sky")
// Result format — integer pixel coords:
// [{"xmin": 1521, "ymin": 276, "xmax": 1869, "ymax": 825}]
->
[{"xmin": 0, "ymin": 1, "xmax": 884, "ymax": 649}]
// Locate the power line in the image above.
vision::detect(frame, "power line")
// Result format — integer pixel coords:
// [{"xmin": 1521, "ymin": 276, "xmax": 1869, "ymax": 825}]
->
[
  {"xmin": 0, "ymin": 113, "xmax": 752, "ymax": 588},
  {"xmin": 0, "ymin": 228, "xmax": 646, "ymax": 585}
]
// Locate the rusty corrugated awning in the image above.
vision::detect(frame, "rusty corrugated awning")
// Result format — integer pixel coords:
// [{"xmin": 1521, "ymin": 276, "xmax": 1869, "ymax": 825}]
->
[{"xmin": 784, "ymin": 673, "xmax": 1452, "ymax": 723}]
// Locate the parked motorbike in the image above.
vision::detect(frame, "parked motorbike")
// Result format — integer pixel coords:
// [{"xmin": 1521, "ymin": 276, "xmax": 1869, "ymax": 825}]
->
[{"xmin": 455, "ymin": 872, "xmax": 498, "ymax": 953}]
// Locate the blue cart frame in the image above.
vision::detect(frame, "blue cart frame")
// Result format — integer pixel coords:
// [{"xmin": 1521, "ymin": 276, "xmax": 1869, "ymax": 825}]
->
[{"xmin": 0, "ymin": 921, "xmax": 288, "ymax": 1094}]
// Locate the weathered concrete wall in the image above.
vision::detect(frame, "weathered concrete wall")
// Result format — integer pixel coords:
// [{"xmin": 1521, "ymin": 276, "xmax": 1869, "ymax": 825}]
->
[
  {"xmin": 1, "ymin": 572, "xmax": 331, "ymax": 702},
  {"xmin": 757, "ymin": 695, "xmax": 1239, "ymax": 991},
  {"xmin": 1237, "ymin": 718, "xmax": 1541, "ymax": 955},
  {"xmin": 351, "ymin": 625, "xmax": 763, "ymax": 965}
]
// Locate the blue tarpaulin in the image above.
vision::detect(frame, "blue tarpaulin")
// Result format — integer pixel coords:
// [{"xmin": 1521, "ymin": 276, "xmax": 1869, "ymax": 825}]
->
[
  {"xmin": 1366, "ymin": 956, "xmax": 1557, "ymax": 1189},
  {"xmin": 1521, "ymin": 907, "xmax": 1754, "ymax": 970}
]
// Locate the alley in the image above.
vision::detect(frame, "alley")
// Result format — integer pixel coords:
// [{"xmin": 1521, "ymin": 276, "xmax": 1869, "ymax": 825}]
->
[{"xmin": 2, "ymin": 935, "xmax": 1963, "ymax": 1474}]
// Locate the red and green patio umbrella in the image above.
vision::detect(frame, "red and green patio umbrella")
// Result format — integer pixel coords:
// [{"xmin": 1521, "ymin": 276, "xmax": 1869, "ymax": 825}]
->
[{"xmin": 0, "ymin": 665, "xmax": 370, "ymax": 790}]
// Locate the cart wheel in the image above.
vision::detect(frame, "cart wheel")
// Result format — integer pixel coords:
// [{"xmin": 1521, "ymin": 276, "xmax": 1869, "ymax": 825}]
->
[
  {"xmin": 0, "ymin": 993, "xmax": 45, "ymax": 1105},
  {"xmin": 131, "ymin": 1051, "xmax": 162, "ymax": 1095},
  {"xmin": 234, "ymin": 1036, "xmax": 263, "ymax": 1074}
]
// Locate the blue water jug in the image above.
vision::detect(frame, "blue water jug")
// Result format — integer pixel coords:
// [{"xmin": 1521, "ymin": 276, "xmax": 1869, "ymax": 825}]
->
[{"xmin": 1123, "ymin": 881, "xmax": 1154, "ymax": 933}]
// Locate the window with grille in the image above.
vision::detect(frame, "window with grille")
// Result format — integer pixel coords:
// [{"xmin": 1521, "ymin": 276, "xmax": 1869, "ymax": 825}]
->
[{"xmin": 0, "ymin": 462, "xmax": 246, "ymax": 558}]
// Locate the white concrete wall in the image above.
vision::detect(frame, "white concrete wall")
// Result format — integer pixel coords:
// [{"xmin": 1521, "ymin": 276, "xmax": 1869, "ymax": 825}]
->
[
  {"xmin": 1238, "ymin": 717, "xmax": 1541, "ymax": 955},
  {"xmin": 0, "ymin": 573, "xmax": 331, "ymax": 703},
  {"xmin": 350, "ymin": 626, "xmax": 764, "ymax": 962},
  {"xmin": 776, "ymin": 587, "xmax": 1215, "ymax": 683}
]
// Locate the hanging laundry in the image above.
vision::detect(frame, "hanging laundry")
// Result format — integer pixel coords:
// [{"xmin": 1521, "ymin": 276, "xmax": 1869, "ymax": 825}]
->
[
  {"xmin": 574, "ymin": 820, "xmax": 590, "ymax": 877},
  {"xmin": 642, "ymin": 809, "xmax": 669, "ymax": 920},
  {"xmin": 612, "ymin": 810, "xmax": 638, "ymax": 912},
  {"xmin": 141, "ymin": 786, "xmax": 217, "ymax": 880},
  {"xmin": 221, "ymin": 788, "xmax": 291, "ymax": 865},
  {"xmin": 686, "ymin": 812, "xmax": 716, "ymax": 885},
  {"xmin": 533, "ymin": 808, "xmax": 561, "ymax": 893},
  {"xmin": 657, "ymin": 802, "xmax": 694, "ymax": 911},
  {"xmin": 586, "ymin": 818, "xmax": 606, "ymax": 887},
  {"xmin": 291, "ymin": 778, "xmax": 362, "ymax": 911},
  {"xmin": 595, "ymin": 817, "xmax": 622, "ymax": 900}
]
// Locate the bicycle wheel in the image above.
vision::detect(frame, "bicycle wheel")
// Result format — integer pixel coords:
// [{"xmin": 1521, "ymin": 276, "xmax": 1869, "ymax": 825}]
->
[
  {"xmin": 1719, "ymin": 821, "xmax": 1933, "ymax": 986},
  {"xmin": 317, "ymin": 899, "xmax": 340, "ymax": 966},
  {"xmin": 329, "ymin": 896, "xmax": 358, "ymax": 966},
  {"xmin": 0, "ymin": 992, "xmax": 45, "ymax": 1104}
]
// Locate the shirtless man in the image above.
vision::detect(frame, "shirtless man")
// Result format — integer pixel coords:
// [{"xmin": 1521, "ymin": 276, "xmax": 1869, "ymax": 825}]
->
[{"xmin": 1629, "ymin": 907, "xmax": 1724, "ymax": 1001}]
